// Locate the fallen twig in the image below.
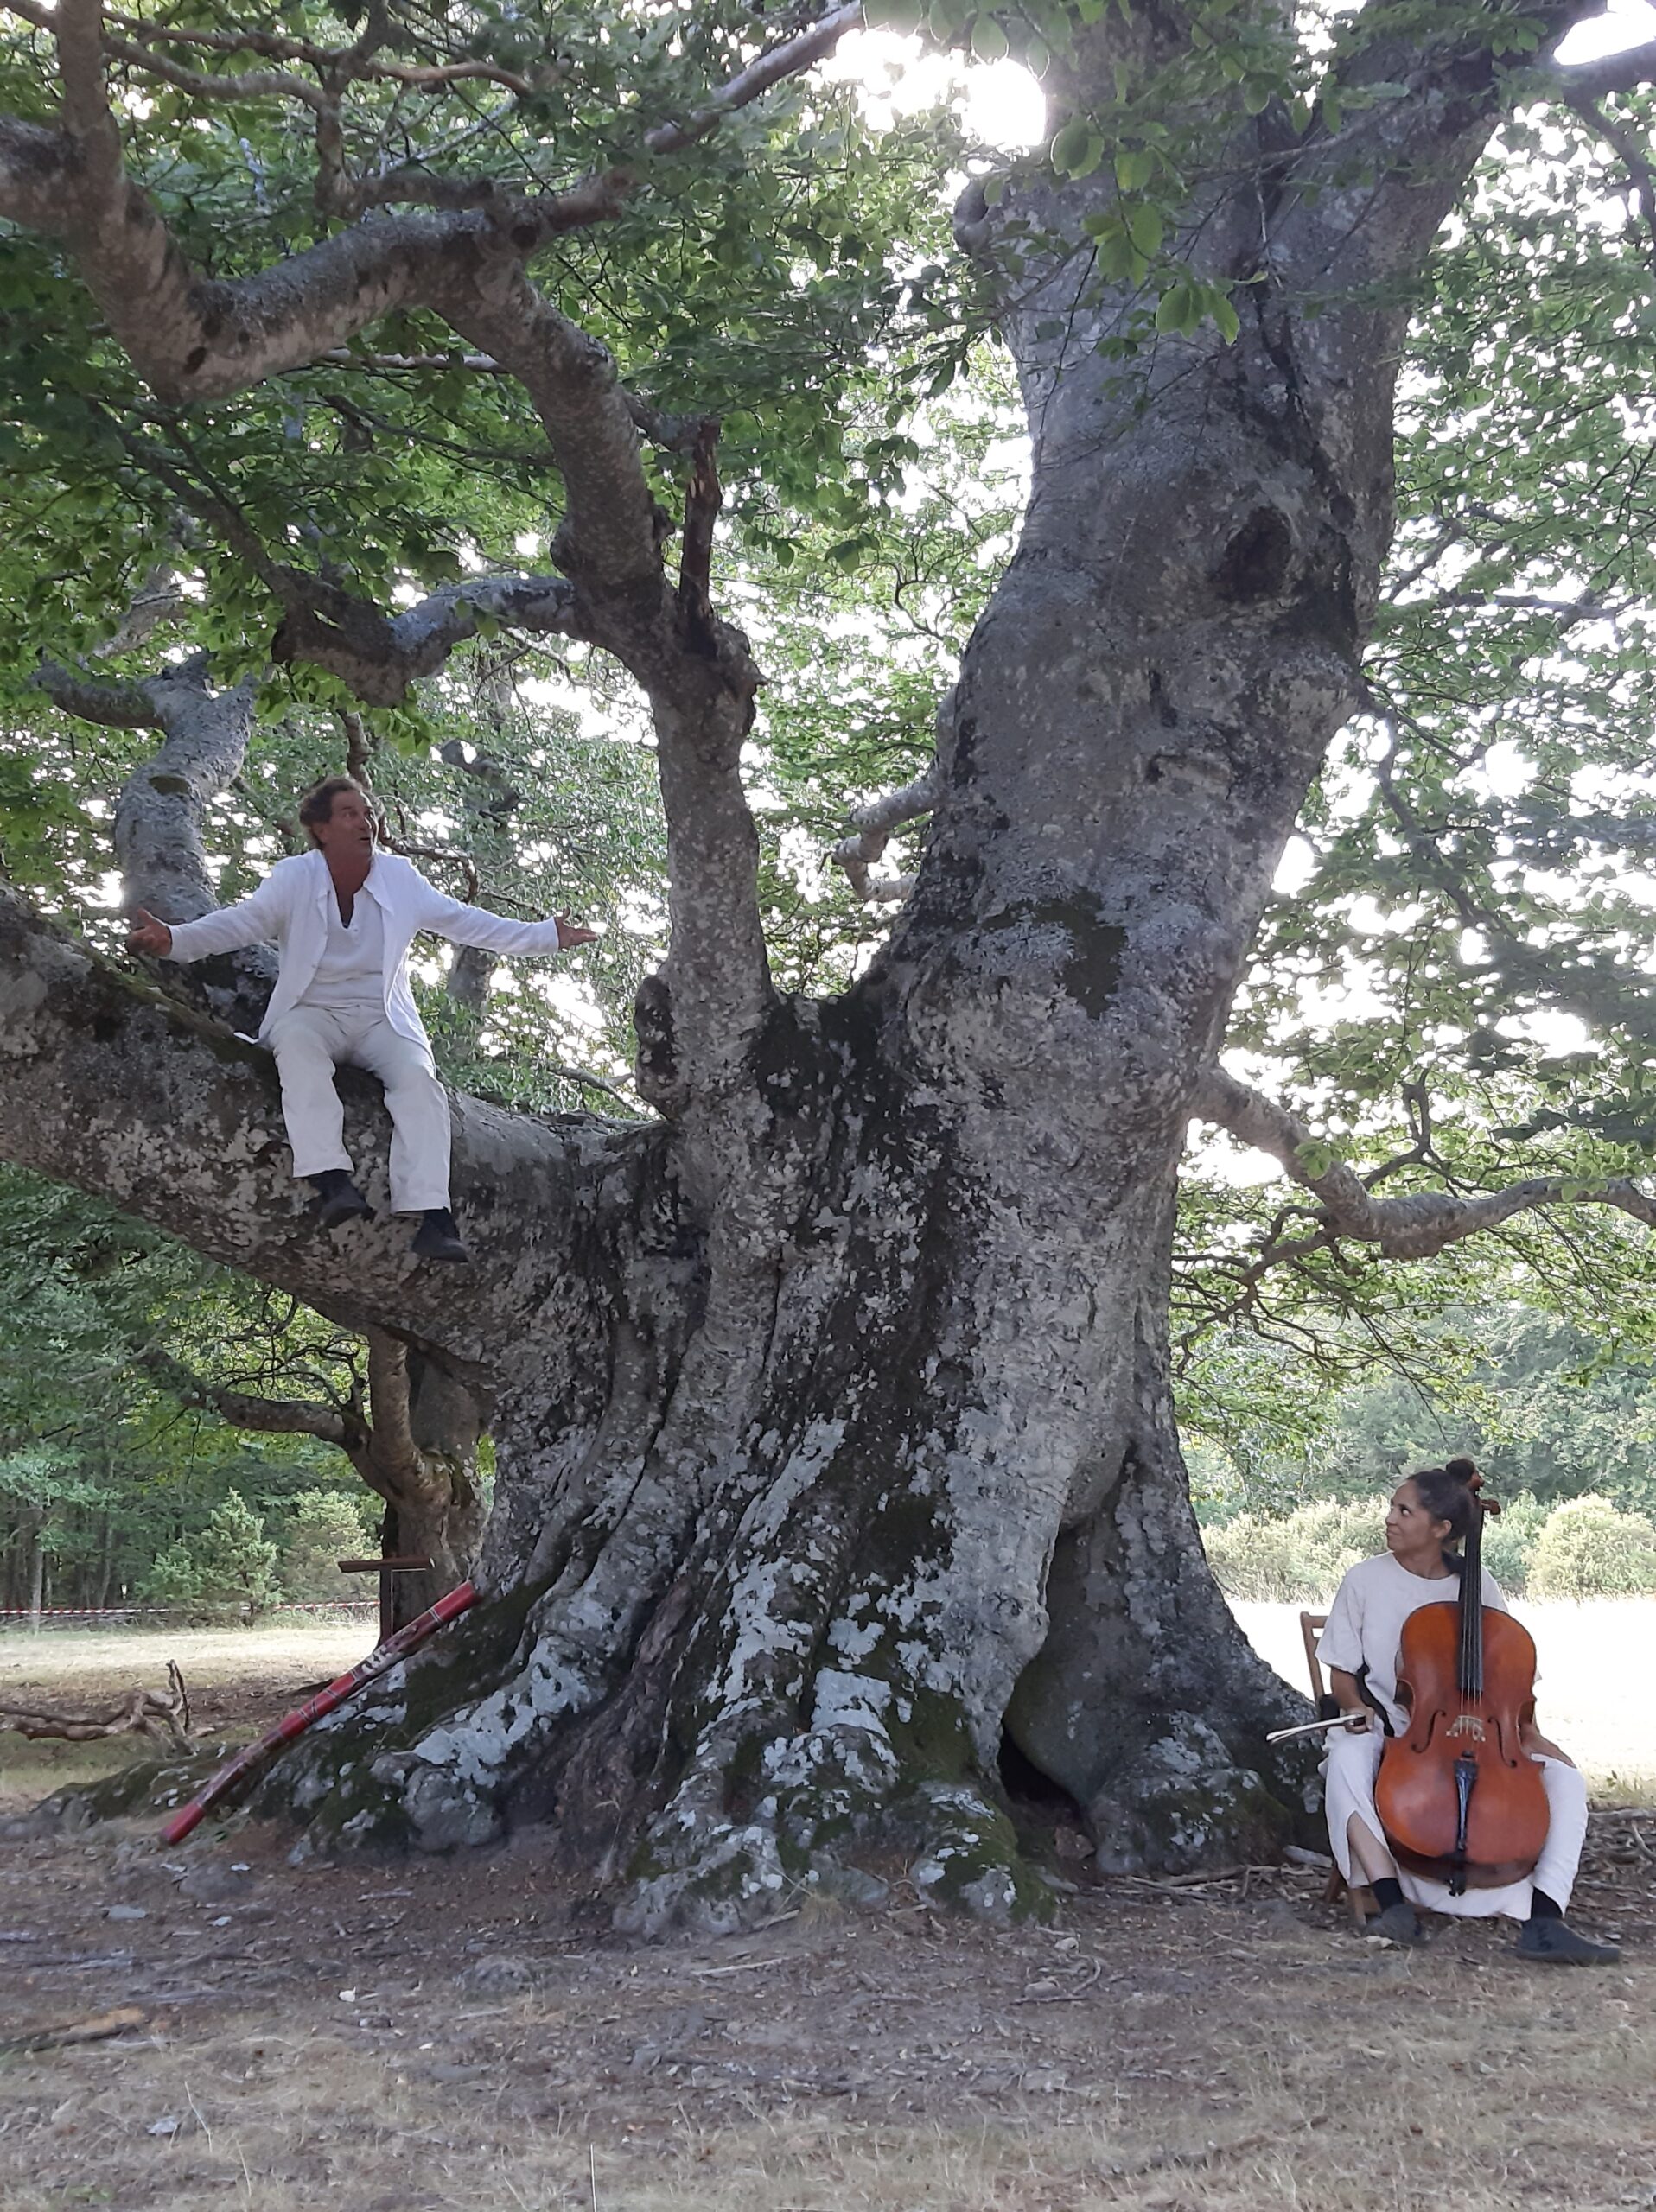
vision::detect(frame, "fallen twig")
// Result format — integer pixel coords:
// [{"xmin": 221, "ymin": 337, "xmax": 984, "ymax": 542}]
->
[
  {"xmin": 0, "ymin": 1662, "xmax": 192, "ymax": 1751},
  {"xmin": 0, "ymin": 2006, "xmax": 148, "ymax": 2055},
  {"xmin": 1013, "ymin": 1957, "xmax": 1107, "ymax": 2003}
]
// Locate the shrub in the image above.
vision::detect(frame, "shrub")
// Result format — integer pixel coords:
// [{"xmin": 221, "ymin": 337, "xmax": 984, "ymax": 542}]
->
[
  {"xmin": 1202, "ymin": 1498, "xmax": 1385, "ymax": 1603},
  {"xmin": 142, "ymin": 1537, "xmax": 206, "ymax": 1611},
  {"xmin": 279, "ymin": 1490, "xmax": 376, "ymax": 1602},
  {"xmin": 140, "ymin": 1495, "xmax": 281, "ymax": 1621},
  {"xmin": 1526, "ymin": 1495, "xmax": 1656, "ymax": 1599},
  {"xmin": 1478, "ymin": 1491, "xmax": 1547, "ymax": 1597}
]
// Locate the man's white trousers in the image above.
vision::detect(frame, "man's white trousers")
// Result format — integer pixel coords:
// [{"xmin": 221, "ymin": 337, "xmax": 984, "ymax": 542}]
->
[{"xmin": 267, "ymin": 1002, "xmax": 450, "ymax": 1214}]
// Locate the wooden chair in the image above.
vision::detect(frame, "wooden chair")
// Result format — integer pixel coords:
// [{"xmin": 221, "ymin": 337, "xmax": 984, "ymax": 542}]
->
[{"xmin": 1300, "ymin": 1610, "xmax": 1377, "ymax": 1927}]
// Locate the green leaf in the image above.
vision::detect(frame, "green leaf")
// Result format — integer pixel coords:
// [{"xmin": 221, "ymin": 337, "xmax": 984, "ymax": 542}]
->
[
  {"xmin": 971, "ymin": 15, "xmax": 1008, "ymax": 60},
  {"xmin": 1115, "ymin": 149, "xmax": 1156, "ymax": 193},
  {"xmin": 1050, "ymin": 117, "xmax": 1104, "ymax": 180},
  {"xmin": 1125, "ymin": 202, "xmax": 1164, "ymax": 258},
  {"xmin": 927, "ymin": 0, "xmax": 972, "ymax": 40}
]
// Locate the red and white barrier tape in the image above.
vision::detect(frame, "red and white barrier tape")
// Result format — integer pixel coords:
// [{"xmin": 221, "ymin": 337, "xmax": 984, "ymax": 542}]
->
[{"xmin": 0, "ymin": 1600, "xmax": 375, "ymax": 1621}]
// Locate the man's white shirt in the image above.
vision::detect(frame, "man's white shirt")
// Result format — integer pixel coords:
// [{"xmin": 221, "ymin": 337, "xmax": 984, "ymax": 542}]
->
[{"xmin": 164, "ymin": 849, "xmax": 566, "ymax": 1046}]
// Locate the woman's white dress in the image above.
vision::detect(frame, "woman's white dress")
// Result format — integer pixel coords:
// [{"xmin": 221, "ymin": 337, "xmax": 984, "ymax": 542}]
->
[{"xmin": 1316, "ymin": 1554, "xmax": 1586, "ymax": 1918}]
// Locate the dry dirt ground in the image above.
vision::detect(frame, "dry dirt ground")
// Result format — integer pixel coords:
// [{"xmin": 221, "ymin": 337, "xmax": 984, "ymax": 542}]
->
[{"xmin": 1, "ymin": 1624, "xmax": 1653, "ymax": 2212}]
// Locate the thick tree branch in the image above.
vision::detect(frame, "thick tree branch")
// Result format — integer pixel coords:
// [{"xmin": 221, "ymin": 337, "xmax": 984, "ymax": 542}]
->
[
  {"xmin": 1274, "ymin": 3, "xmax": 1621, "ymax": 298},
  {"xmin": 136, "ymin": 1340, "xmax": 354, "ymax": 1449},
  {"xmin": 4, "ymin": 3, "xmax": 861, "ymax": 407},
  {"xmin": 1545, "ymin": 34, "xmax": 1656, "ymax": 101},
  {"xmin": 0, "ymin": 884, "xmax": 637, "ymax": 1376},
  {"xmin": 271, "ymin": 571, "xmax": 591, "ymax": 708},
  {"xmin": 364, "ymin": 1326, "xmax": 419, "ymax": 1474},
  {"xmin": 33, "ymin": 663, "xmax": 159, "ymax": 728},
  {"xmin": 1193, "ymin": 1065, "xmax": 1656, "ymax": 1260},
  {"xmin": 36, "ymin": 651, "xmax": 275, "ymax": 1027}
]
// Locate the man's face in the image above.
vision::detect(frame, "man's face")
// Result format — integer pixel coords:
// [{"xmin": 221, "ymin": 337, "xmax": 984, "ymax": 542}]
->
[{"xmin": 315, "ymin": 788, "xmax": 376, "ymax": 857}]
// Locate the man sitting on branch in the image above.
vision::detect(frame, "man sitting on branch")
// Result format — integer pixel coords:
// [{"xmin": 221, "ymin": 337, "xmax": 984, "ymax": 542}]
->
[{"xmin": 127, "ymin": 775, "xmax": 596, "ymax": 1264}]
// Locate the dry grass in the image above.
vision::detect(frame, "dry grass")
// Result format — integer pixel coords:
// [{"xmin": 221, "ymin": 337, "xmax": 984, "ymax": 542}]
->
[
  {"xmin": 1, "ymin": 1890, "xmax": 1652, "ymax": 2212},
  {"xmin": 0, "ymin": 1618, "xmax": 373, "ymax": 1814},
  {"xmin": 0, "ymin": 1611, "xmax": 1651, "ymax": 2209},
  {"xmin": 0, "ymin": 1618, "xmax": 373, "ymax": 1703}
]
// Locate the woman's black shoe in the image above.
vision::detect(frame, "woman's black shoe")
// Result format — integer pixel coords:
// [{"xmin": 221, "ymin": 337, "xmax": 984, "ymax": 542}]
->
[
  {"xmin": 1517, "ymin": 1918, "xmax": 1620, "ymax": 1965},
  {"xmin": 309, "ymin": 1170, "xmax": 373, "ymax": 1230},
  {"xmin": 1368, "ymin": 1898, "xmax": 1428, "ymax": 1948}
]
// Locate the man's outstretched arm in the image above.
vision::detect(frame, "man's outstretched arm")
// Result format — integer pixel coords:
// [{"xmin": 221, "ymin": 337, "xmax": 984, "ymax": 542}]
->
[
  {"xmin": 129, "ymin": 874, "xmax": 284, "ymax": 963},
  {"xmin": 413, "ymin": 878, "xmax": 597, "ymax": 957}
]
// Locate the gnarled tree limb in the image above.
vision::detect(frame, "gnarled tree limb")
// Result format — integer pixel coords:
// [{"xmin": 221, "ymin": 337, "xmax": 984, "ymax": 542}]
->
[
  {"xmin": 0, "ymin": 883, "xmax": 630, "ymax": 1376},
  {"xmin": 271, "ymin": 571, "xmax": 589, "ymax": 708},
  {"xmin": 134, "ymin": 1338, "xmax": 356, "ymax": 1450},
  {"xmin": 1193, "ymin": 1064, "xmax": 1656, "ymax": 1261},
  {"xmin": 37, "ymin": 652, "xmax": 275, "ymax": 1027}
]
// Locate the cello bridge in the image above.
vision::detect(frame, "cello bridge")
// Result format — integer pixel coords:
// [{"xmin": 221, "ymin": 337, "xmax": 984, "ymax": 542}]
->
[{"xmin": 1444, "ymin": 1716, "xmax": 1487, "ymax": 1743}]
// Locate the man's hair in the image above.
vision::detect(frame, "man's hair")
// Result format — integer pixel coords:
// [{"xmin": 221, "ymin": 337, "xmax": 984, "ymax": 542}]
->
[{"xmin": 297, "ymin": 776, "xmax": 368, "ymax": 845}]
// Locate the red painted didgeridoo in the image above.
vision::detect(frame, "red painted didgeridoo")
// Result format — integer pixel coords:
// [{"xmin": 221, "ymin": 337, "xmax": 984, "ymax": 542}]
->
[{"xmin": 161, "ymin": 1580, "xmax": 477, "ymax": 1846}]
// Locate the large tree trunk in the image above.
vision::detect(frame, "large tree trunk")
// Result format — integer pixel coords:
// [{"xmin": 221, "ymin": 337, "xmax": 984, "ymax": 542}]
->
[
  {"xmin": 262, "ymin": 982, "xmax": 1313, "ymax": 1921},
  {"xmin": 0, "ymin": 0, "xmax": 1591, "ymax": 1927}
]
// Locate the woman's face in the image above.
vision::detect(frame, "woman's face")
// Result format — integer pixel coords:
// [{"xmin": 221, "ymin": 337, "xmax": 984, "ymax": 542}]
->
[{"xmin": 1385, "ymin": 1479, "xmax": 1453, "ymax": 1561}]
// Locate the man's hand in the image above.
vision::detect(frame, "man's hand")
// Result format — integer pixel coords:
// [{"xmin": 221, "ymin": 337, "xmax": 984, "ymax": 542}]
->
[
  {"xmin": 556, "ymin": 915, "xmax": 599, "ymax": 950},
  {"xmin": 127, "ymin": 908, "xmax": 174, "ymax": 958}
]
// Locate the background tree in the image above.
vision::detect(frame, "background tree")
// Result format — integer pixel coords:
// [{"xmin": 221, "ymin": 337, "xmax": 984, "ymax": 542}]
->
[{"xmin": 3, "ymin": 1, "xmax": 1656, "ymax": 1931}]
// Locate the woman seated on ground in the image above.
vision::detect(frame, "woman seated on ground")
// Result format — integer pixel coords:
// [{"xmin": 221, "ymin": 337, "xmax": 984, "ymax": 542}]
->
[{"xmin": 1316, "ymin": 1459, "xmax": 1619, "ymax": 1964}]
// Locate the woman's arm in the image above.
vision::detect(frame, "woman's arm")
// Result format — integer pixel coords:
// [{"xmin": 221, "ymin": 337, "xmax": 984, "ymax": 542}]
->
[{"xmin": 1328, "ymin": 1668, "xmax": 1379, "ymax": 1728}]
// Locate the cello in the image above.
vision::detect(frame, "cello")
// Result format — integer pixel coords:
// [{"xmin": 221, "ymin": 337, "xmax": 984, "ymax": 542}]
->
[{"xmin": 1373, "ymin": 1464, "xmax": 1550, "ymax": 1892}]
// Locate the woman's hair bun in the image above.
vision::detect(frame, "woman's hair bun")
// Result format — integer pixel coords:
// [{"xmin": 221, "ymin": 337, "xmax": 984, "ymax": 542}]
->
[{"xmin": 1443, "ymin": 1456, "xmax": 1479, "ymax": 1484}]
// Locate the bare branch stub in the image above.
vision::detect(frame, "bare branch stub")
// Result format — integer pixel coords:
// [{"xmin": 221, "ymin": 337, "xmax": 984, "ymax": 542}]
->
[{"xmin": 833, "ymin": 762, "xmax": 939, "ymax": 905}]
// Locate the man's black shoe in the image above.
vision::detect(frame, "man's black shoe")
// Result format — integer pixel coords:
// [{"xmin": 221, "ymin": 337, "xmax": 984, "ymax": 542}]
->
[
  {"xmin": 411, "ymin": 1208, "xmax": 470, "ymax": 1263},
  {"xmin": 1367, "ymin": 1898, "xmax": 1428, "ymax": 1948},
  {"xmin": 1517, "ymin": 1917, "xmax": 1621, "ymax": 1965},
  {"xmin": 309, "ymin": 1170, "xmax": 373, "ymax": 1230}
]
